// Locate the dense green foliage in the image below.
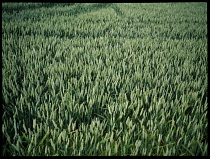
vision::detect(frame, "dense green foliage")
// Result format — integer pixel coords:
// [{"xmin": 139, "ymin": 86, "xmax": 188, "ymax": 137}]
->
[{"xmin": 2, "ymin": 3, "xmax": 207, "ymax": 156}]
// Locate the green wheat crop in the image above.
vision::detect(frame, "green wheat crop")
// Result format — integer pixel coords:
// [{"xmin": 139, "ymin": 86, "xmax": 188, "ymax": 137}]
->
[{"xmin": 2, "ymin": 2, "xmax": 207, "ymax": 156}]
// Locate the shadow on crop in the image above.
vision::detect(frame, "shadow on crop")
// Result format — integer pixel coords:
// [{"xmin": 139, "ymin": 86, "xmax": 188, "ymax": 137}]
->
[
  {"xmin": 67, "ymin": 3, "xmax": 112, "ymax": 17},
  {"xmin": 3, "ymin": 3, "xmax": 113, "ymax": 22},
  {"xmin": 2, "ymin": 3, "xmax": 74, "ymax": 14}
]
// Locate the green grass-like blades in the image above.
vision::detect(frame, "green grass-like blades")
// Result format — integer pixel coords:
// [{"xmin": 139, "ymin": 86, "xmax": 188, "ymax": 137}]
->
[
  {"xmin": 2, "ymin": 2, "xmax": 207, "ymax": 156},
  {"xmin": 181, "ymin": 144, "xmax": 195, "ymax": 156},
  {"xmin": 37, "ymin": 132, "xmax": 50, "ymax": 146}
]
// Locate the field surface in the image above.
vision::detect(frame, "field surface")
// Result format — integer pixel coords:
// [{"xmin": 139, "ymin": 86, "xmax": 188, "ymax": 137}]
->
[{"xmin": 2, "ymin": 3, "xmax": 208, "ymax": 156}]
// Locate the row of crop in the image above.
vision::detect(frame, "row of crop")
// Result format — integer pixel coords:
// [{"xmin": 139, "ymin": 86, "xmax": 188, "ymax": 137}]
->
[{"xmin": 2, "ymin": 4, "xmax": 207, "ymax": 41}]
